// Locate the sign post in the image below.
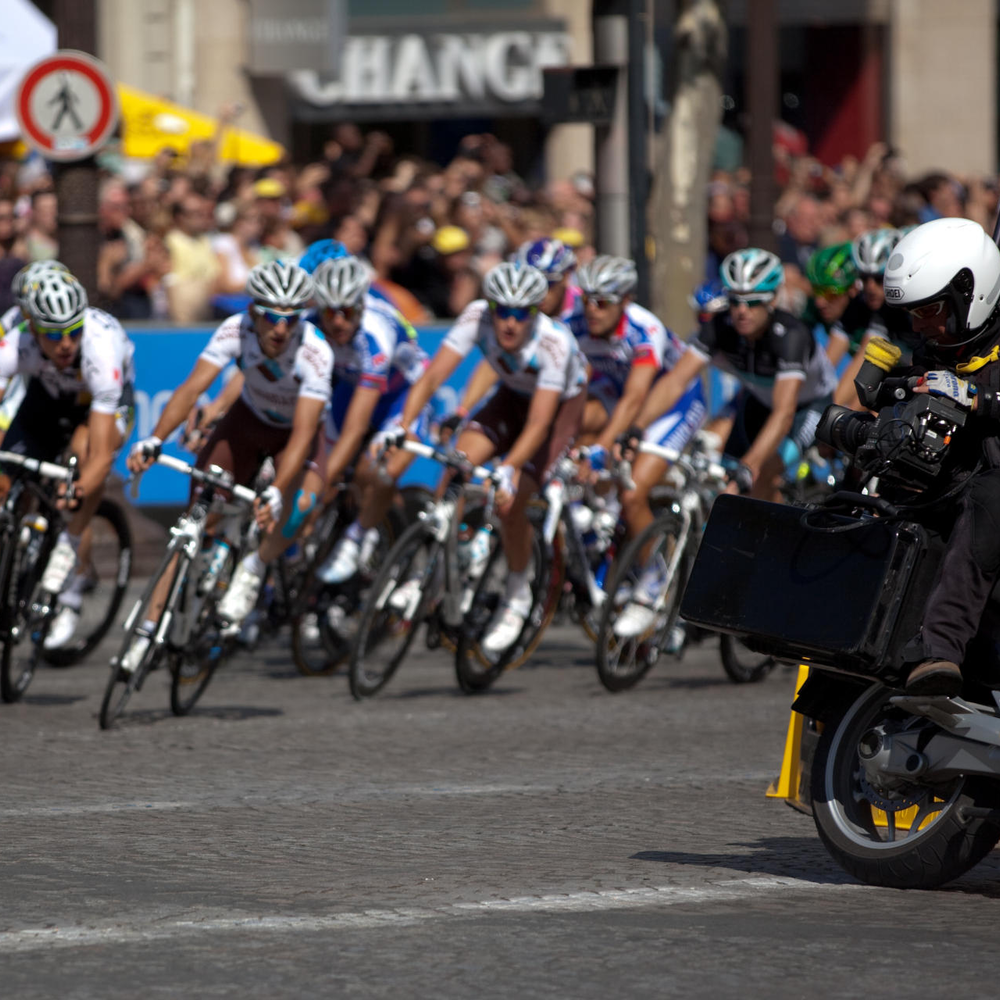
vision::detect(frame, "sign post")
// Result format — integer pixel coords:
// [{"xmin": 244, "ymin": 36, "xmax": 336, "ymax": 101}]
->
[{"xmin": 15, "ymin": 48, "xmax": 119, "ymax": 301}]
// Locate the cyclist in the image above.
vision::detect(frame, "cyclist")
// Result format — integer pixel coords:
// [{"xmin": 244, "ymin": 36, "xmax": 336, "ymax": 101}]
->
[
  {"xmin": 390, "ymin": 261, "xmax": 587, "ymax": 656},
  {"xmin": 126, "ymin": 261, "xmax": 332, "ymax": 667},
  {"xmin": 441, "ymin": 237, "xmax": 580, "ymax": 441},
  {"xmin": 803, "ymin": 243, "xmax": 861, "ymax": 369},
  {"xmin": 0, "ymin": 270, "xmax": 136, "ymax": 649},
  {"xmin": 567, "ymin": 255, "xmax": 706, "ymax": 637},
  {"xmin": 832, "ymin": 228, "xmax": 913, "ymax": 407},
  {"xmin": 310, "ymin": 255, "xmax": 429, "ymax": 582},
  {"xmin": 629, "ymin": 246, "xmax": 836, "ymax": 504}
]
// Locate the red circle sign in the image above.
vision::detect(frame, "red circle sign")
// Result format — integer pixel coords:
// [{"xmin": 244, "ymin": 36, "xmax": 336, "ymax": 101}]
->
[{"xmin": 15, "ymin": 50, "xmax": 119, "ymax": 162}]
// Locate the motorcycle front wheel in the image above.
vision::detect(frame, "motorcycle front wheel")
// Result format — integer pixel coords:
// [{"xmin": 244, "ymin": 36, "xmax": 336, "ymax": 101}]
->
[{"xmin": 811, "ymin": 683, "xmax": 1000, "ymax": 889}]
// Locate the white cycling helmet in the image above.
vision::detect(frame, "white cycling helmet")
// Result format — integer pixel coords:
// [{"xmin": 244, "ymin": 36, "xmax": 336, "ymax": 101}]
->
[
  {"xmin": 23, "ymin": 270, "xmax": 88, "ymax": 328},
  {"xmin": 13, "ymin": 260, "xmax": 70, "ymax": 313},
  {"xmin": 851, "ymin": 228, "xmax": 900, "ymax": 276},
  {"xmin": 720, "ymin": 248, "xmax": 783, "ymax": 298},
  {"xmin": 576, "ymin": 254, "xmax": 638, "ymax": 300},
  {"xmin": 313, "ymin": 256, "xmax": 371, "ymax": 311},
  {"xmin": 482, "ymin": 262, "xmax": 548, "ymax": 309},
  {"xmin": 883, "ymin": 218, "xmax": 1000, "ymax": 351},
  {"xmin": 246, "ymin": 260, "xmax": 314, "ymax": 310}
]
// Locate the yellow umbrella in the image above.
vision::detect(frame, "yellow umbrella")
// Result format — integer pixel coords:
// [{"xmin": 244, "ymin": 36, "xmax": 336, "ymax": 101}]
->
[{"xmin": 118, "ymin": 84, "xmax": 284, "ymax": 166}]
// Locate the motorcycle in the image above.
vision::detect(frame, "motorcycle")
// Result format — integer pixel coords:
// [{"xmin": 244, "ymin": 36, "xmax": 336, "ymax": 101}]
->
[{"xmin": 680, "ymin": 341, "xmax": 1000, "ymax": 889}]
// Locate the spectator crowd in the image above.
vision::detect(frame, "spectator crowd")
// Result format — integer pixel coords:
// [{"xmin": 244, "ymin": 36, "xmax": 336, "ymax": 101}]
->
[{"xmin": 0, "ymin": 116, "xmax": 995, "ymax": 328}]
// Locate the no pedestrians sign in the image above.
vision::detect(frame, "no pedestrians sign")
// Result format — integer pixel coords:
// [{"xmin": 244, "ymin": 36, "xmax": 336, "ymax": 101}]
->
[{"xmin": 15, "ymin": 50, "xmax": 120, "ymax": 162}]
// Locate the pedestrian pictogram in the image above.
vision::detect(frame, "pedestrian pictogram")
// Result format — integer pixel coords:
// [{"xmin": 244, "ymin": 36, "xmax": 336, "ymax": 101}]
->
[{"xmin": 15, "ymin": 50, "xmax": 120, "ymax": 162}]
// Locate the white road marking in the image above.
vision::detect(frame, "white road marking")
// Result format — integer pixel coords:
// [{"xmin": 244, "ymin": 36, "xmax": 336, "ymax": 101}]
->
[{"xmin": 0, "ymin": 877, "xmax": 857, "ymax": 953}]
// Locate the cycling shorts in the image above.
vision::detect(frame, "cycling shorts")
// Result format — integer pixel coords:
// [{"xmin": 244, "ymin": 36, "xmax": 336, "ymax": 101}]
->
[
  {"xmin": 467, "ymin": 384, "xmax": 585, "ymax": 483},
  {"xmin": 325, "ymin": 382, "xmax": 430, "ymax": 445},
  {"xmin": 723, "ymin": 389, "xmax": 831, "ymax": 468},
  {"xmin": 643, "ymin": 378, "xmax": 706, "ymax": 454}
]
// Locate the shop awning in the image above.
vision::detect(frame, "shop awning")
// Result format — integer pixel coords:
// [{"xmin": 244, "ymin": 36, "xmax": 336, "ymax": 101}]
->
[{"xmin": 118, "ymin": 84, "xmax": 284, "ymax": 166}]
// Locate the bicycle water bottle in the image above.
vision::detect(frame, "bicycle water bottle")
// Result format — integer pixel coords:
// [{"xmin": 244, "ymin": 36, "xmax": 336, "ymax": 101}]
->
[
  {"xmin": 455, "ymin": 522, "xmax": 473, "ymax": 573},
  {"xmin": 19, "ymin": 513, "xmax": 47, "ymax": 549},
  {"xmin": 465, "ymin": 525, "xmax": 492, "ymax": 582},
  {"xmin": 199, "ymin": 539, "xmax": 231, "ymax": 595}
]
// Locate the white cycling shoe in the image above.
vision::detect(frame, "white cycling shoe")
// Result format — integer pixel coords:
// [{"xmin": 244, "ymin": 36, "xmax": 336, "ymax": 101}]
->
[
  {"xmin": 41, "ymin": 540, "xmax": 77, "ymax": 595},
  {"xmin": 216, "ymin": 563, "xmax": 263, "ymax": 625},
  {"xmin": 44, "ymin": 605, "xmax": 79, "ymax": 650},
  {"xmin": 613, "ymin": 601, "xmax": 659, "ymax": 639},
  {"xmin": 481, "ymin": 602, "xmax": 528, "ymax": 657},
  {"xmin": 319, "ymin": 528, "xmax": 379, "ymax": 584},
  {"xmin": 120, "ymin": 634, "xmax": 150, "ymax": 676}
]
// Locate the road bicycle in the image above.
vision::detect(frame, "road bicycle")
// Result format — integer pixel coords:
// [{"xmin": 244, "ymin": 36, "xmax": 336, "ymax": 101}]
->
[
  {"xmin": 348, "ymin": 440, "xmax": 555, "ymax": 698},
  {"xmin": 99, "ymin": 453, "xmax": 257, "ymax": 729},
  {"xmin": 0, "ymin": 450, "xmax": 132, "ymax": 703}
]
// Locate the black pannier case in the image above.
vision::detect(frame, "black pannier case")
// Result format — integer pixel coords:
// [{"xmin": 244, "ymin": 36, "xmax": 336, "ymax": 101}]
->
[{"xmin": 679, "ymin": 494, "xmax": 943, "ymax": 682}]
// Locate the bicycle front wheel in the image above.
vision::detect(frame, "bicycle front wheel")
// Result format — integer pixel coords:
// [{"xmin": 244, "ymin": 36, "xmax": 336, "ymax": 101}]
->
[
  {"xmin": 44, "ymin": 498, "xmax": 133, "ymax": 667},
  {"xmin": 719, "ymin": 633, "xmax": 777, "ymax": 684},
  {"xmin": 349, "ymin": 520, "xmax": 441, "ymax": 699},
  {"xmin": 0, "ymin": 520, "xmax": 34, "ymax": 703},
  {"xmin": 595, "ymin": 513, "xmax": 688, "ymax": 693}
]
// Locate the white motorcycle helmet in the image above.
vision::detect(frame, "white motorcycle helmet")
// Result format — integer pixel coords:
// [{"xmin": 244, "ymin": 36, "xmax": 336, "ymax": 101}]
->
[{"xmin": 883, "ymin": 218, "xmax": 1000, "ymax": 352}]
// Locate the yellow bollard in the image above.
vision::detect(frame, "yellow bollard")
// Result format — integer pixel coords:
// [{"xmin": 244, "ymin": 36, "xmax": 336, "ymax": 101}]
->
[{"xmin": 766, "ymin": 664, "xmax": 811, "ymax": 804}]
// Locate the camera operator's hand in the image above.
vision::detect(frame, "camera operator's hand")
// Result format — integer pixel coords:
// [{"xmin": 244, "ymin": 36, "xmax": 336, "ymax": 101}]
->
[{"xmin": 916, "ymin": 371, "xmax": 978, "ymax": 410}]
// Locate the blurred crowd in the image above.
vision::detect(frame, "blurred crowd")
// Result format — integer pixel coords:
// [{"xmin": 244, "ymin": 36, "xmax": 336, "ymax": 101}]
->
[
  {"xmin": 0, "ymin": 120, "xmax": 996, "ymax": 327},
  {"xmin": 0, "ymin": 123, "xmax": 597, "ymax": 325}
]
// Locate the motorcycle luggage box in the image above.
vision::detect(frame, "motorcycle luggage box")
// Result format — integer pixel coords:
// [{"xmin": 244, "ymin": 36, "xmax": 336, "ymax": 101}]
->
[{"xmin": 679, "ymin": 494, "xmax": 942, "ymax": 681}]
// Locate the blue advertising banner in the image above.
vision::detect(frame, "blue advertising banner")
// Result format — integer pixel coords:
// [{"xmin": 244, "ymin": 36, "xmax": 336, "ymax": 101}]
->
[{"xmin": 120, "ymin": 324, "xmax": 481, "ymax": 505}]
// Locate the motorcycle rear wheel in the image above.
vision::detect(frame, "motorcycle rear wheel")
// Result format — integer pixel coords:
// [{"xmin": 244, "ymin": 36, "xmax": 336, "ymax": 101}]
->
[{"xmin": 811, "ymin": 683, "xmax": 1000, "ymax": 889}]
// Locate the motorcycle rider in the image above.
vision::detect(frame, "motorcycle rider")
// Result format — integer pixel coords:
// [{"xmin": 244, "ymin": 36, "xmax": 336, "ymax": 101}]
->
[{"xmin": 881, "ymin": 217, "xmax": 1000, "ymax": 695}]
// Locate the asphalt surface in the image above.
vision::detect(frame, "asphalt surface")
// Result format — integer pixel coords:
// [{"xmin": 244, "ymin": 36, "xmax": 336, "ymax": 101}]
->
[{"xmin": 3, "ymin": 616, "xmax": 1000, "ymax": 998}]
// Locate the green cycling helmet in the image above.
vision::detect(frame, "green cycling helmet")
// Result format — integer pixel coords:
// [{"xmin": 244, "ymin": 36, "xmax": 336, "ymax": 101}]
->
[{"xmin": 806, "ymin": 243, "xmax": 858, "ymax": 295}]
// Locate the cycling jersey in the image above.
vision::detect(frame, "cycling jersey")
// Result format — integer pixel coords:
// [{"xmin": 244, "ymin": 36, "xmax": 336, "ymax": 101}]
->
[
  {"xmin": 688, "ymin": 308, "xmax": 837, "ymax": 409},
  {"xmin": 567, "ymin": 301, "xmax": 685, "ymax": 398},
  {"xmin": 199, "ymin": 312, "xmax": 333, "ymax": 428},
  {"xmin": 0, "ymin": 307, "xmax": 135, "ymax": 417},
  {"xmin": 443, "ymin": 300, "xmax": 586, "ymax": 400}
]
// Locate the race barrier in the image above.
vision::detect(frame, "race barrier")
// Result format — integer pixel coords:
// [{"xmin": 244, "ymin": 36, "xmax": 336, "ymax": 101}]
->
[{"xmin": 120, "ymin": 323, "xmax": 736, "ymax": 506}]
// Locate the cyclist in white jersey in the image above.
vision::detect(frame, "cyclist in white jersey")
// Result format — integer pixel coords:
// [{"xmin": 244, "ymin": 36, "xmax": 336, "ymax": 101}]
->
[
  {"xmin": 0, "ymin": 270, "xmax": 136, "ymax": 648},
  {"xmin": 125, "ymin": 262, "xmax": 332, "ymax": 668},
  {"xmin": 392, "ymin": 261, "xmax": 587, "ymax": 655}
]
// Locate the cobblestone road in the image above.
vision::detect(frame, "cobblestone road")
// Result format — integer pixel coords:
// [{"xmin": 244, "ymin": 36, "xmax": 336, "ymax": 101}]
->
[{"xmin": 3, "ymin": 620, "xmax": 1000, "ymax": 998}]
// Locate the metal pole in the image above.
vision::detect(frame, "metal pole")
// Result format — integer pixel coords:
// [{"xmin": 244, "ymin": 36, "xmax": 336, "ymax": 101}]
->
[
  {"xmin": 593, "ymin": 0, "xmax": 630, "ymax": 258},
  {"xmin": 52, "ymin": 0, "xmax": 100, "ymax": 301},
  {"xmin": 746, "ymin": 0, "xmax": 777, "ymax": 252},
  {"xmin": 627, "ymin": 0, "xmax": 649, "ymax": 303}
]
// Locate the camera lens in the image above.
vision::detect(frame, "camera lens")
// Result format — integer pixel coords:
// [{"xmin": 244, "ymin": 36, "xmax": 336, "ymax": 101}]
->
[{"xmin": 816, "ymin": 404, "xmax": 876, "ymax": 455}]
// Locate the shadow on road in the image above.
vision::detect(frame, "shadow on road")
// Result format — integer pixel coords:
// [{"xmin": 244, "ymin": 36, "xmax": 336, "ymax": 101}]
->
[
  {"xmin": 98, "ymin": 705, "xmax": 285, "ymax": 728},
  {"xmin": 631, "ymin": 837, "xmax": 857, "ymax": 886},
  {"xmin": 24, "ymin": 693, "xmax": 89, "ymax": 706}
]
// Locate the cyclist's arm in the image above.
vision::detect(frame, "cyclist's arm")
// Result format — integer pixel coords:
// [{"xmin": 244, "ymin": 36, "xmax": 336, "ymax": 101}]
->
[
  {"xmin": 825, "ymin": 330, "xmax": 850, "ymax": 368},
  {"xmin": 634, "ymin": 350, "xmax": 707, "ymax": 431},
  {"xmin": 833, "ymin": 336, "xmax": 871, "ymax": 408},
  {"xmin": 503, "ymin": 387, "xmax": 561, "ymax": 473},
  {"xmin": 76, "ymin": 410, "xmax": 118, "ymax": 498},
  {"xmin": 595, "ymin": 362, "xmax": 659, "ymax": 454},
  {"xmin": 325, "ymin": 386, "xmax": 380, "ymax": 486},
  {"xmin": 273, "ymin": 395, "xmax": 326, "ymax": 497},
  {"xmin": 740, "ymin": 376, "xmax": 802, "ymax": 479},
  {"xmin": 400, "ymin": 345, "xmax": 464, "ymax": 430},
  {"xmin": 457, "ymin": 358, "xmax": 498, "ymax": 415},
  {"xmin": 204, "ymin": 371, "xmax": 243, "ymax": 423},
  {"xmin": 150, "ymin": 358, "xmax": 224, "ymax": 443}
]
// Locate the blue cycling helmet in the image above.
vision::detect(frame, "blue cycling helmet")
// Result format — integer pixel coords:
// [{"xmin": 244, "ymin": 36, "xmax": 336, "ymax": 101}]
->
[
  {"xmin": 515, "ymin": 238, "xmax": 576, "ymax": 280},
  {"xmin": 688, "ymin": 279, "xmax": 728, "ymax": 315},
  {"xmin": 298, "ymin": 239, "xmax": 348, "ymax": 275},
  {"xmin": 719, "ymin": 248, "xmax": 784, "ymax": 298}
]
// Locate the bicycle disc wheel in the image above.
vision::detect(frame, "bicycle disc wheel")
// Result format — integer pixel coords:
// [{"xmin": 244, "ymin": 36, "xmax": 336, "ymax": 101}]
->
[
  {"xmin": 349, "ymin": 520, "xmax": 440, "ymax": 699},
  {"xmin": 595, "ymin": 514, "xmax": 687, "ymax": 693},
  {"xmin": 454, "ymin": 524, "xmax": 550, "ymax": 694},
  {"xmin": 43, "ymin": 498, "xmax": 133, "ymax": 667},
  {"xmin": 719, "ymin": 633, "xmax": 777, "ymax": 684}
]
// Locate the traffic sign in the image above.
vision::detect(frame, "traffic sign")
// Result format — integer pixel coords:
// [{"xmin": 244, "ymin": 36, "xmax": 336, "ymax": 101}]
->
[{"xmin": 15, "ymin": 50, "xmax": 120, "ymax": 162}]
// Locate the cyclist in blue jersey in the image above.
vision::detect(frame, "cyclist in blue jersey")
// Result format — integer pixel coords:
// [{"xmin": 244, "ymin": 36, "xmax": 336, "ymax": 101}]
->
[{"xmin": 310, "ymin": 255, "xmax": 430, "ymax": 582}]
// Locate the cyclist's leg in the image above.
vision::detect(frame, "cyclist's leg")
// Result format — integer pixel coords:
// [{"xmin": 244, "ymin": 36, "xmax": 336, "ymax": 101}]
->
[{"xmin": 574, "ymin": 390, "xmax": 614, "ymax": 447}]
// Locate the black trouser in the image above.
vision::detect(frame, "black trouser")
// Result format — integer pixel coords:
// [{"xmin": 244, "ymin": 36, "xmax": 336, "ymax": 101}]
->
[{"xmin": 917, "ymin": 468, "xmax": 1000, "ymax": 665}]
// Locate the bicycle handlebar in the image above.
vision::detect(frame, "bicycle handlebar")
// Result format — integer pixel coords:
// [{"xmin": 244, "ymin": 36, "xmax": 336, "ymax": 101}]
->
[
  {"xmin": 0, "ymin": 449, "xmax": 77, "ymax": 484},
  {"xmin": 129, "ymin": 452, "xmax": 257, "ymax": 504},
  {"xmin": 395, "ymin": 438, "xmax": 496, "ymax": 482}
]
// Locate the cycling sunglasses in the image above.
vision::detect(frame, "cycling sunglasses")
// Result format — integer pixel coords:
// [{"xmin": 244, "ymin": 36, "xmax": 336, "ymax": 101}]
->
[
  {"xmin": 35, "ymin": 317, "xmax": 84, "ymax": 342},
  {"xmin": 323, "ymin": 304, "xmax": 360, "ymax": 322},
  {"xmin": 253, "ymin": 305, "xmax": 305, "ymax": 325},
  {"xmin": 727, "ymin": 293, "xmax": 772, "ymax": 308},
  {"xmin": 582, "ymin": 293, "xmax": 622, "ymax": 309},
  {"xmin": 811, "ymin": 285, "xmax": 852, "ymax": 301},
  {"xmin": 489, "ymin": 303, "xmax": 537, "ymax": 322},
  {"xmin": 907, "ymin": 299, "xmax": 946, "ymax": 320}
]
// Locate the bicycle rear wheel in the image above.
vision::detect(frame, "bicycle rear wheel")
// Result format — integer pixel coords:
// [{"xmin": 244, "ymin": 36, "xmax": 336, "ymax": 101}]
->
[
  {"xmin": 44, "ymin": 498, "xmax": 133, "ymax": 667},
  {"xmin": 349, "ymin": 520, "xmax": 441, "ymax": 699},
  {"xmin": 454, "ymin": 525, "xmax": 550, "ymax": 694},
  {"xmin": 595, "ymin": 514, "xmax": 688, "ymax": 693}
]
